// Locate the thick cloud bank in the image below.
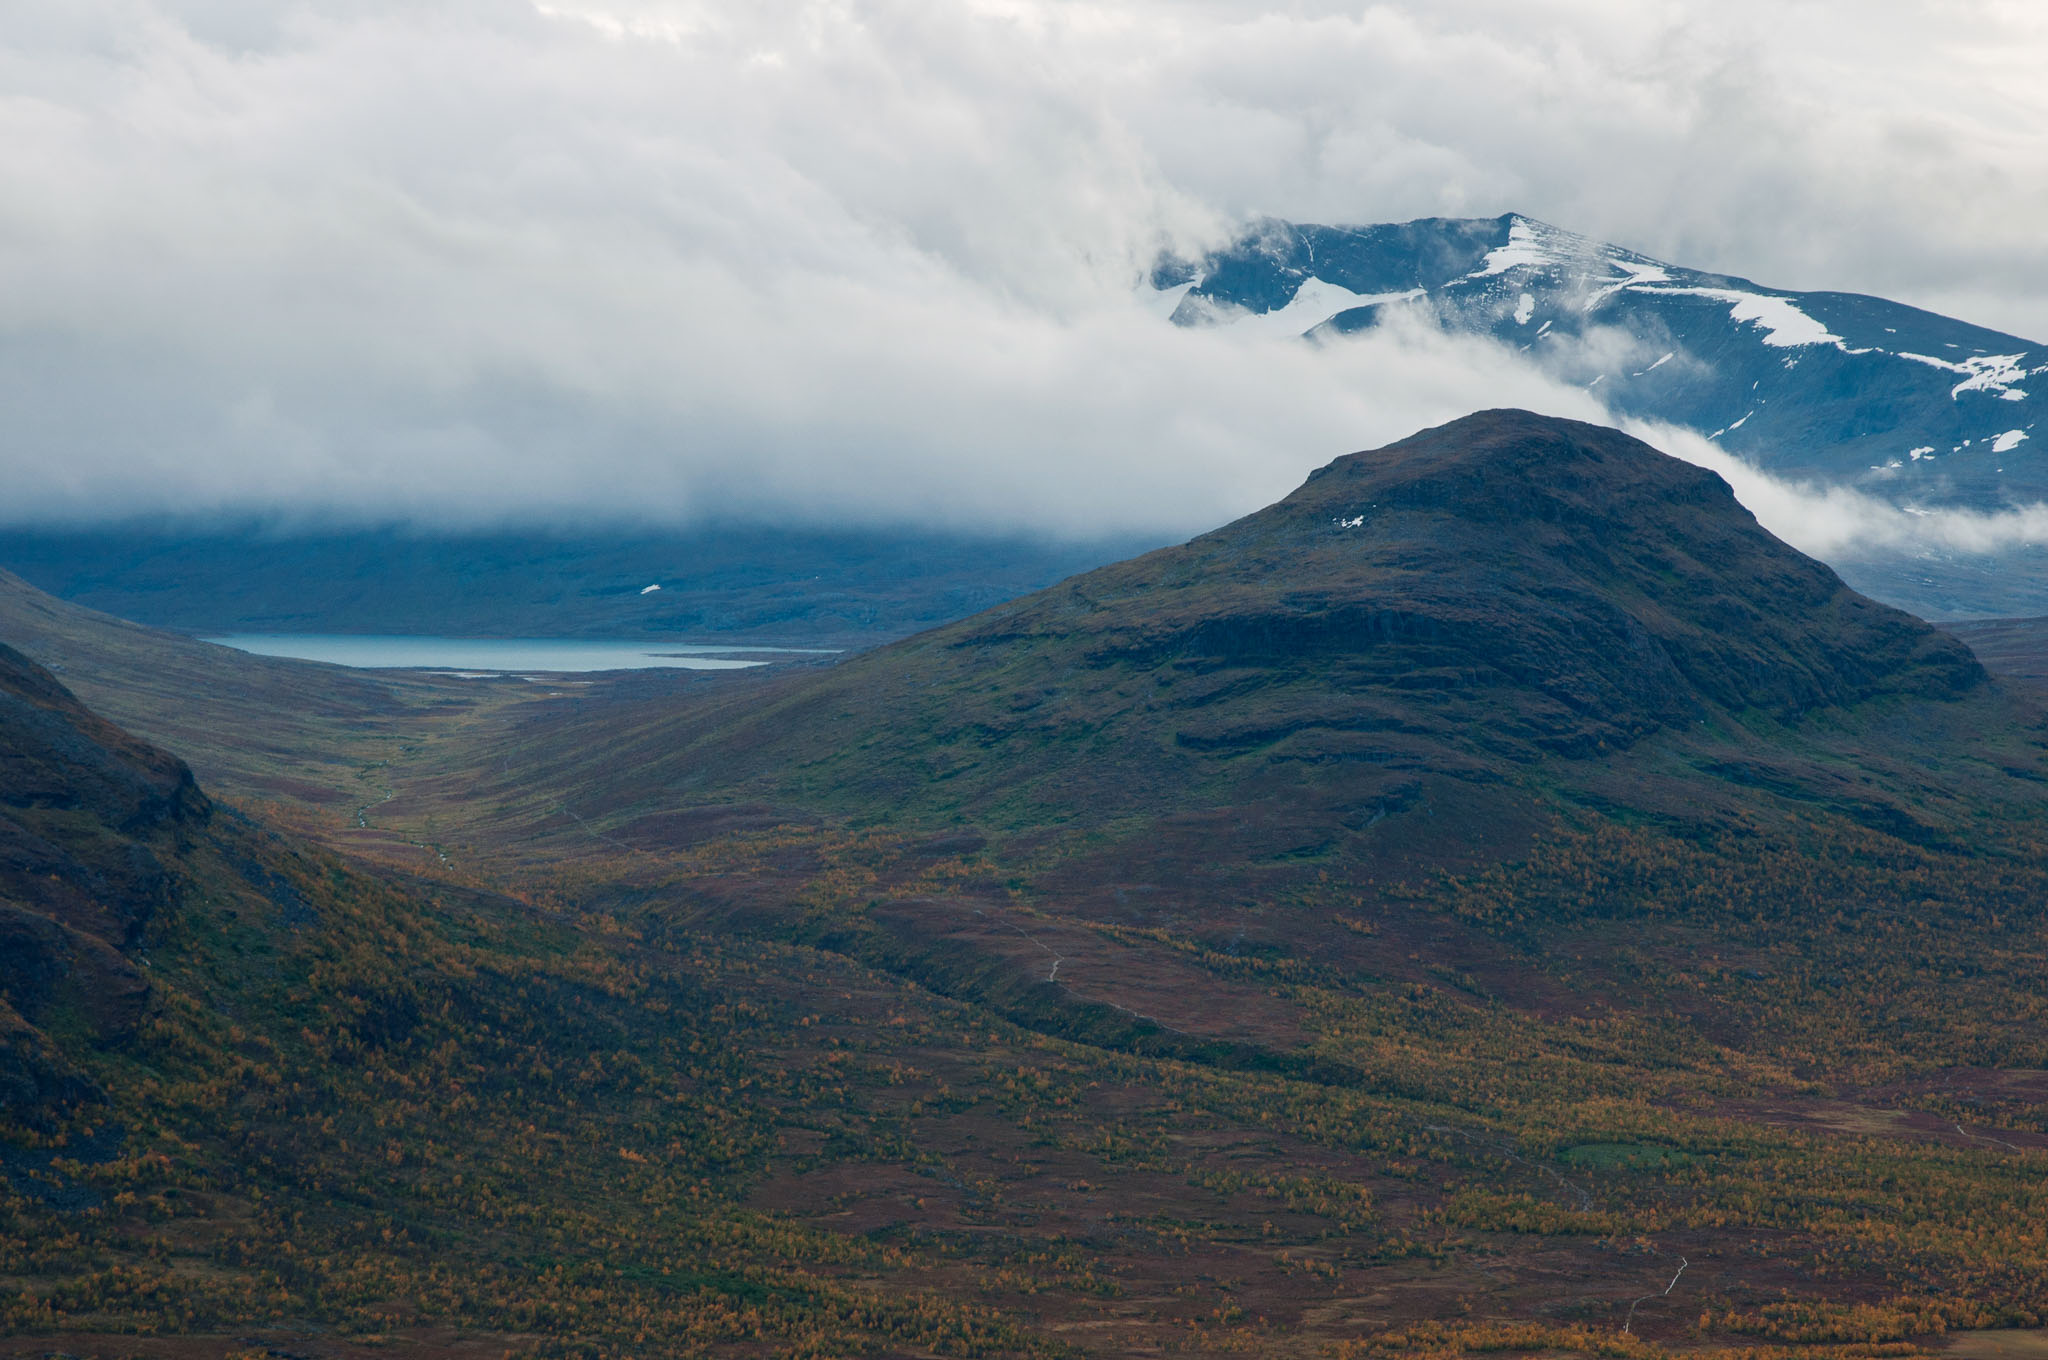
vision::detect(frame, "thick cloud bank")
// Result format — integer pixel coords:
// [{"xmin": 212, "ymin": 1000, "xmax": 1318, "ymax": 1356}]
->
[
  {"xmin": 1640, "ymin": 423, "xmax": 2048, "ymax": 566},
  {"xmin": 2, "ymin": 1, "xmax": 2046, "ymax": 545}
]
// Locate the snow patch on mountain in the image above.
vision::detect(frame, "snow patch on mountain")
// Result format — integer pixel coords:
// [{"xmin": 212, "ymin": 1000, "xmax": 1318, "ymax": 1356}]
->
[
  {"xmin": 1171, "ymin": 278, "xmax": 1425, "ymax": 335},
  {"xmin": 1635, "ymin": 287, "xmax": 1843, "ymax": 348},
  {"xmin": 1175, "ymin": 277, "xmax": 1424, "ymax": 337},
  {"xmin": 1260, "ymin": 279, "xmax": 1422, "ymax": 335},
  {"xmin": 1584, "ymin": 257, "xmax": 1673, "ymax": 310},
  {"xmin": 1954, "ymin": 355, "xmax": 2031, "ymax": 402},
  {"xmin": 1896, "ymin": 351, "xmax": 2033, "ymax": 401},
  {"xmin": 1475, "ymin": 217, "xmax": 1568, "ymax": 277}
]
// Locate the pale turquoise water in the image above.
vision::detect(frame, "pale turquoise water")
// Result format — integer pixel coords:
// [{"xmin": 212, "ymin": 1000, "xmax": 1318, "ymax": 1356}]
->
[{"xmin": 202, "ymin": 634, "xmax": 836, "ymax": 673}]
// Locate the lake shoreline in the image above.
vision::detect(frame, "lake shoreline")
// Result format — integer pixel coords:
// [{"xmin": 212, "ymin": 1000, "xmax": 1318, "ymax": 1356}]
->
[{"xmin": 202, "ymin": 633, "xmax": 839, "ymax": 673}]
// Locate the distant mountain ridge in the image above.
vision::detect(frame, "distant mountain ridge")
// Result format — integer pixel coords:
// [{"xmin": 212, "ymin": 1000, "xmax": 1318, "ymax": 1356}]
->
[
  {"xmin": 1156, "ymin": 212, "xmax": 2042, "ymax": 503},
  {"xmin": 0, "ymin": 523, "xmax": 1153, "ymax": 649},
  {"xmin": 1154, "ymin": 213, "xmax": 2046, "ymax": 617}
]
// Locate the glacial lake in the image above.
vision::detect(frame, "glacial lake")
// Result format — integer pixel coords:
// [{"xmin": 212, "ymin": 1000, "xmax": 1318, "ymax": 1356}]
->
[{"xmin": 202, "ymin": 634, "xmax": 837, "ymax": 673}]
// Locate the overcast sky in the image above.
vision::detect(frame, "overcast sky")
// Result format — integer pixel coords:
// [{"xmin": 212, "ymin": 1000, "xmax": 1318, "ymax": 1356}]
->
[{"xmin": 3, "ymin": 0, "xmax": 2046, "ymax": 539}]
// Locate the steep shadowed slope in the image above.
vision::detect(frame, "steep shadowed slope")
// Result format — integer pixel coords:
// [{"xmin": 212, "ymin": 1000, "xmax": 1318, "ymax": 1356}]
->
[{"xmin": 0, "ymin": 642, "xmax": 210, "ymax": 1116}]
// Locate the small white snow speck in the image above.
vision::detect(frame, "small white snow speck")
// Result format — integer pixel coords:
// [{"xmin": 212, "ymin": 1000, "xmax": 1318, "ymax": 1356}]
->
[{"xmin": 640, "ymin": 583, "xmax": 662, "ymax": 594}]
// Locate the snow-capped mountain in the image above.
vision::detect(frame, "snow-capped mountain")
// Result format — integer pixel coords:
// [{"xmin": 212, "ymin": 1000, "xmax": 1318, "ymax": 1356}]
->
[
  {"xmin": 1155, "ymin": 214, "xmax": 2042, "ymax": 514},
  {"xmin": 1151, "ymin": 214, "xmax": 2048, "ymax": 618}
]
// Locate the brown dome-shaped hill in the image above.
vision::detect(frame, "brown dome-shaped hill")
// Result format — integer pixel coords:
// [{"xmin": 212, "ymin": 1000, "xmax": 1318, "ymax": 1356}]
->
[
  {"xmin": 494, "ymin": 411, "xmax": 1988, "ymax": 838},
  {"xmin": 954, "ymin": 408, "xmax": 1980, "ymax": 758}
]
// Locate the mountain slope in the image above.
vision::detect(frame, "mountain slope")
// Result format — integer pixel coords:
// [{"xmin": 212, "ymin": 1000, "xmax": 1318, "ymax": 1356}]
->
[
  {"xmin": 18, "ymin": 417, "xmax": 2048, "ymax": 1355},
  {"xmin": 331, "ymin": 410, "xmax": 2048, "ymax": 1352},
  {"xmin": 0, "ymin": 566, "xmax": 613, "ymax": 852},
  {"xmin": 1156, "ymin": 214, "xmax": 2047, "ymax": 617},
  {"xmin": 476, "ymin": 411, "xmax": 1995, "ymax": 855},
  {"xmin": 0, "ymin": 642, "xmax": 208, "ymax": 1118},
  {"xmin": 0, "ymin": 613, "xmax": 1178, "ymax": 1357}
]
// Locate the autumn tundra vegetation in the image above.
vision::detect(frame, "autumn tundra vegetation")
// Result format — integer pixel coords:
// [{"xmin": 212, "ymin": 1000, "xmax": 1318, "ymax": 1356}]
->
[{"xmin": 6, "ymin": 413, "xmax": 2048, "ymax": 1358}]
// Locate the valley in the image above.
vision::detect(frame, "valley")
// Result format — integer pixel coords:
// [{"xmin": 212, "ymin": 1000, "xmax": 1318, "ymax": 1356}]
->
[
  {"xmin": 13, "ymin": 4, "xmax": 2048, "ymax": 1356},
  {"xmin": 8, "ymin": 413, "xmax": 2048, "ymax": 1357}
]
